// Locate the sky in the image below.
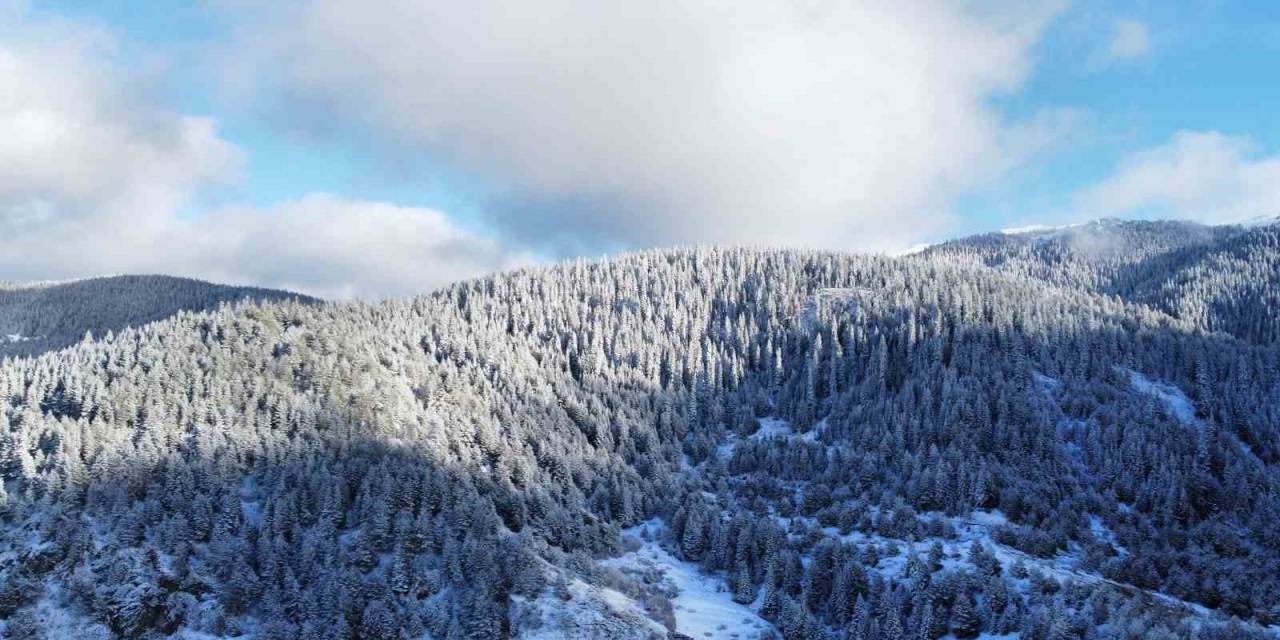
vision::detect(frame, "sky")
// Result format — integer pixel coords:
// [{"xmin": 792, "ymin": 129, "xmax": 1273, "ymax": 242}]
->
[{"xmin": 2, "ymin": 0, "xmax": 1278, "ymax": 299}]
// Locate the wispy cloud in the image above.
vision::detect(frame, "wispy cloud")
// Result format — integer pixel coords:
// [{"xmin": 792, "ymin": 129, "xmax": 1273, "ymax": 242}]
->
[
  {"xmin": 1089, "ymin": 18, "xmax": 1152, "ymax": 71},
  {"xmin": 1076, "ymin": 131, "xmax": 1280, "ymax": 224}
]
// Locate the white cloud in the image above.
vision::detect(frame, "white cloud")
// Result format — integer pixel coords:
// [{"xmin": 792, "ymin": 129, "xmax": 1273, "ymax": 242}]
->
[
  {"xmin": 177, "ymin": 195, "xmax": 531, "ymax": 300},
  {"xmin": 0, "ymin": 7, "xmax": 520, "ymax": 299},
  {"xmin": 1090, "ymin": 18, "xmax": 1151, "ymax": 70},
  {"xmin": 0, "ymin": 13, "xmax": 240, "ymax": 232},
  {"xmin": 231, "ymin": 0, "xmax": 1068, "ymax": 254},
  {"xmin": 1076, "ymin": 131, "xmax": 1280, "ymax": 224}
]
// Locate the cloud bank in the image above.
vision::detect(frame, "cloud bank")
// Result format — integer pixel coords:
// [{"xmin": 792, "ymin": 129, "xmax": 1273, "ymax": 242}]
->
[
  {"xmin": 182, "ymin": 195, "xmax": 529, "ymax": 300},
  {"xmin": 236, "ymin": 0, "xmax": 1068, "ymax": 253},
  {"xmin": 0, "ymin": 7, "xmax": 520, "ymax": 299},
  {"xmin": 1078, "ymin": 131, "xmax": 1280, "ymax": 225}
]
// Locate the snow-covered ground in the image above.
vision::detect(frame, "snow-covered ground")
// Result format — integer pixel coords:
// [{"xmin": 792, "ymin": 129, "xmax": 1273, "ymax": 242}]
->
[
  {"xmin": 0, "ymin": 583, "xmax": 112, "ymax": 639},
  {"xmin": 775, "ymin": 506, "xmax": 1222, "ymax": 629},
  {"xmin": 1000, "ymin": 223, "xmax": 1072, "ymax": 235},
  {"xmin": 514, "ymin": 575, "xmax": 667, "ymax": 640},
  {"xmin": 714, "ymin": 417, "xmax": 825, "ymax": 463},
  {"xmin": 239, "ymin": 476, "xmax": 263, "ymax": 526},
  {"xmin": 4, "ymin": 333, "xmax": 33, "ymax": 343},
  {"xmin": 1087, "ymin": 515, "xmax": 1126, "ymax": 556},
  {"xmin": 751, "ymin": 417, "xmax": 796, "ymax": 441},
  {"xmin": 604, "ymin": 520, "xmax": 776, "ymax": 640},
  {"xmin": 752, "ymin": 417, "xmax": 825, "ymax": 444},
  {"xmin": 1118, "ymin": 367, "xmax": 1200, "ymax": 426},
  {"xmin": 1032, "ymin": 372, "xmax": 1061, "ymax": 392},
  {"xmin": 715, "ymin": 413, "xmax": 1228, "ymax": 631}
]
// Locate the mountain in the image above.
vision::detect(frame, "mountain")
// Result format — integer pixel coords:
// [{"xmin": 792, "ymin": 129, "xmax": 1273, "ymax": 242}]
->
[
  {"xmin": 1, "ymin": 222, "xmax": 1279, "ymax": 639},
  {"xmin": 923, "ymin": 218, "xmax": 1280, "ymax": 342},
  {"xmin": 0, "ymin": 275, "xmax": 317, "ymax": 358}
]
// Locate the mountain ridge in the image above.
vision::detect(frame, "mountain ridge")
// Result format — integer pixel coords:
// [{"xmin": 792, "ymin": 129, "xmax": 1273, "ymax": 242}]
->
[
  {"xmin": 0, "ymin": 274, "xmax": 316, "ymax": 359},
  {"xmin": 1, "ymin": 220, "xmax": 1278, "ymax": 639}
]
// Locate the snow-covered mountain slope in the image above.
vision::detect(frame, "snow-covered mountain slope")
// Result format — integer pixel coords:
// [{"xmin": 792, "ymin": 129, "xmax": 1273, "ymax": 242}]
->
[
  {"xmin": 0, "ymin": 275, "xmax": 315, "ymax": 358},
  {"xmin": 511, "ymin": 572, "xmax": 668, "ymax": 639},
  {"xmin": 922, "ymin": 219, "xmax": 1280, "ymax": 343},
  {"xmin": 602, "ymin": 520, "xmax": 776, "ymax": 640},
  {"xmin": 2, "ymin": 224, "xmax": 1279, "ymax": 639}
]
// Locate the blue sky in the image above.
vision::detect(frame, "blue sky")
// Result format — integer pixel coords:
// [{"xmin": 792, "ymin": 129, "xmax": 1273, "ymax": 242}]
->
[
  {"xmin": 3, "ymin": 1, "xmax": 1278, "ymax": 298},
  {"xmin": 957, "ymin": 0, "xmax": 1280, "ymax": 230},
  {"xmin": 35, "ymin": 1, "xmax": 497, "ymax": 218}
]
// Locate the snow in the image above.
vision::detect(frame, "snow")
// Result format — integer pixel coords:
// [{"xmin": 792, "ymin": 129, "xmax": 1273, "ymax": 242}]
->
[
  {"xmin": 171, "ymin": 631, "xmax": 233, "ymax": 640},
  {"xmin": 713, "ymin": 434, "xmax": 739, "ymax": 462},
  {"xmin": 998, "ymin": 221, "xmax": 1101, "ymax": 239},
  {"xmin": 799, "ymin": 507, "xmax": 1211, "ymax": 623},
  {"xmin": 799, "ymin": 288, "xmax": 873, "ymax": 329},
  {"xmin": 514, "ymin": 575, "xmax": 668, "ymax": 640},
  {"xmin": 4, "ymin": 582, "xmax": 113, "ymax": 639},
  {"xmin": 714, "ymin": 418, "xmax": 826, "ymax": 463},
  {"xmin": 750, "ymin": 417, "xmax": 793, "ymax": 440},
  {"xmin": 1088, "ymin": 515, "xmax": 1126, "ymax": 555},
  {"xmin": 1001, "ymin": 224, "xmax": 1067, "ymax": 235},
  {"xmin": 1147, "ymin": 590, "xmax": 1215, "ymax": 619},
  {"xmin": 239, "ymin": 477, "xmax": 262, "ymax": 526},
  {"xmin": 953, "ymin": 514, "xmax": 1095, "ymax": 585},
  {"xmin": 1119, "ymin": 367, "xmax": 1200, "ymax": 426},
  {"xmin": 891, "ymin": 242, "xmax": 935, "ymax": 256},
  {"xmin": 952, "ymin": 512, "xmax": 1214, "ymax": 620},
  {"xmin": 750, "ymin": 417, "xmax": 823, "ymax": 443},
  {"xmin": 605, "ymin": 520, "xmax": 776, "ymax": 640},
  {"xmin": 1032, "ymin": 372, "xmax": 1060, "ymax": 392},
  {"xmin": 968, "ymin": 510, "xmax": 1010, "ymax": 527},
  {"xmin": 3, "ymin": 333, "xmax": 32, "ymax": 343}
]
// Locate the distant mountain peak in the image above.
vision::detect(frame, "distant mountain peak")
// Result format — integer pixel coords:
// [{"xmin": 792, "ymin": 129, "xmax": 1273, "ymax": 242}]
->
[{"xmin": 1, "ymin": 274, "xmax": 315, "ymax": 357}]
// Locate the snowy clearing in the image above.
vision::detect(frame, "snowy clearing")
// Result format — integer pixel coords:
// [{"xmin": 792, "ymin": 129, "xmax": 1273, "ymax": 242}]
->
[
  {"xmin": 750, "ymin": 417, "xmax": 823, "ymax": 443},
  {"xmin": 605, "ymin": 520, "xmax": 776, "ymax": 640},
  {"xmin": 715, "ymin": 417, "xmax": 824, "ymax": 463},
  {"xmin": 751, "ymin": 417, "xmax": 793, "ymax": 440},
  {"xmin": 514, "ymin": 576, "xmax": 667, "ymax": 640},
  {"xmin": 1118, "ymin": 367, "xmax": 1200, "ymax": 426},
  {"xmin": 1032, "ymin": 372, "xmax": 1060, "ymax": 392}
]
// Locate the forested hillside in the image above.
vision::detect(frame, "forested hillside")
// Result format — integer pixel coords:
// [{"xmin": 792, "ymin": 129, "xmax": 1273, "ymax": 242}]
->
[
  {"xmin": 1, "ymin": 221, "xmax": 1279, "ymax": 639},
  {"xmin": 925, "ymin": 219, "xmax": 1280, "ymax": 343},
  {"xmin": 0, "ymin": 276, "xmax": 315, "ymax": 358}
]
